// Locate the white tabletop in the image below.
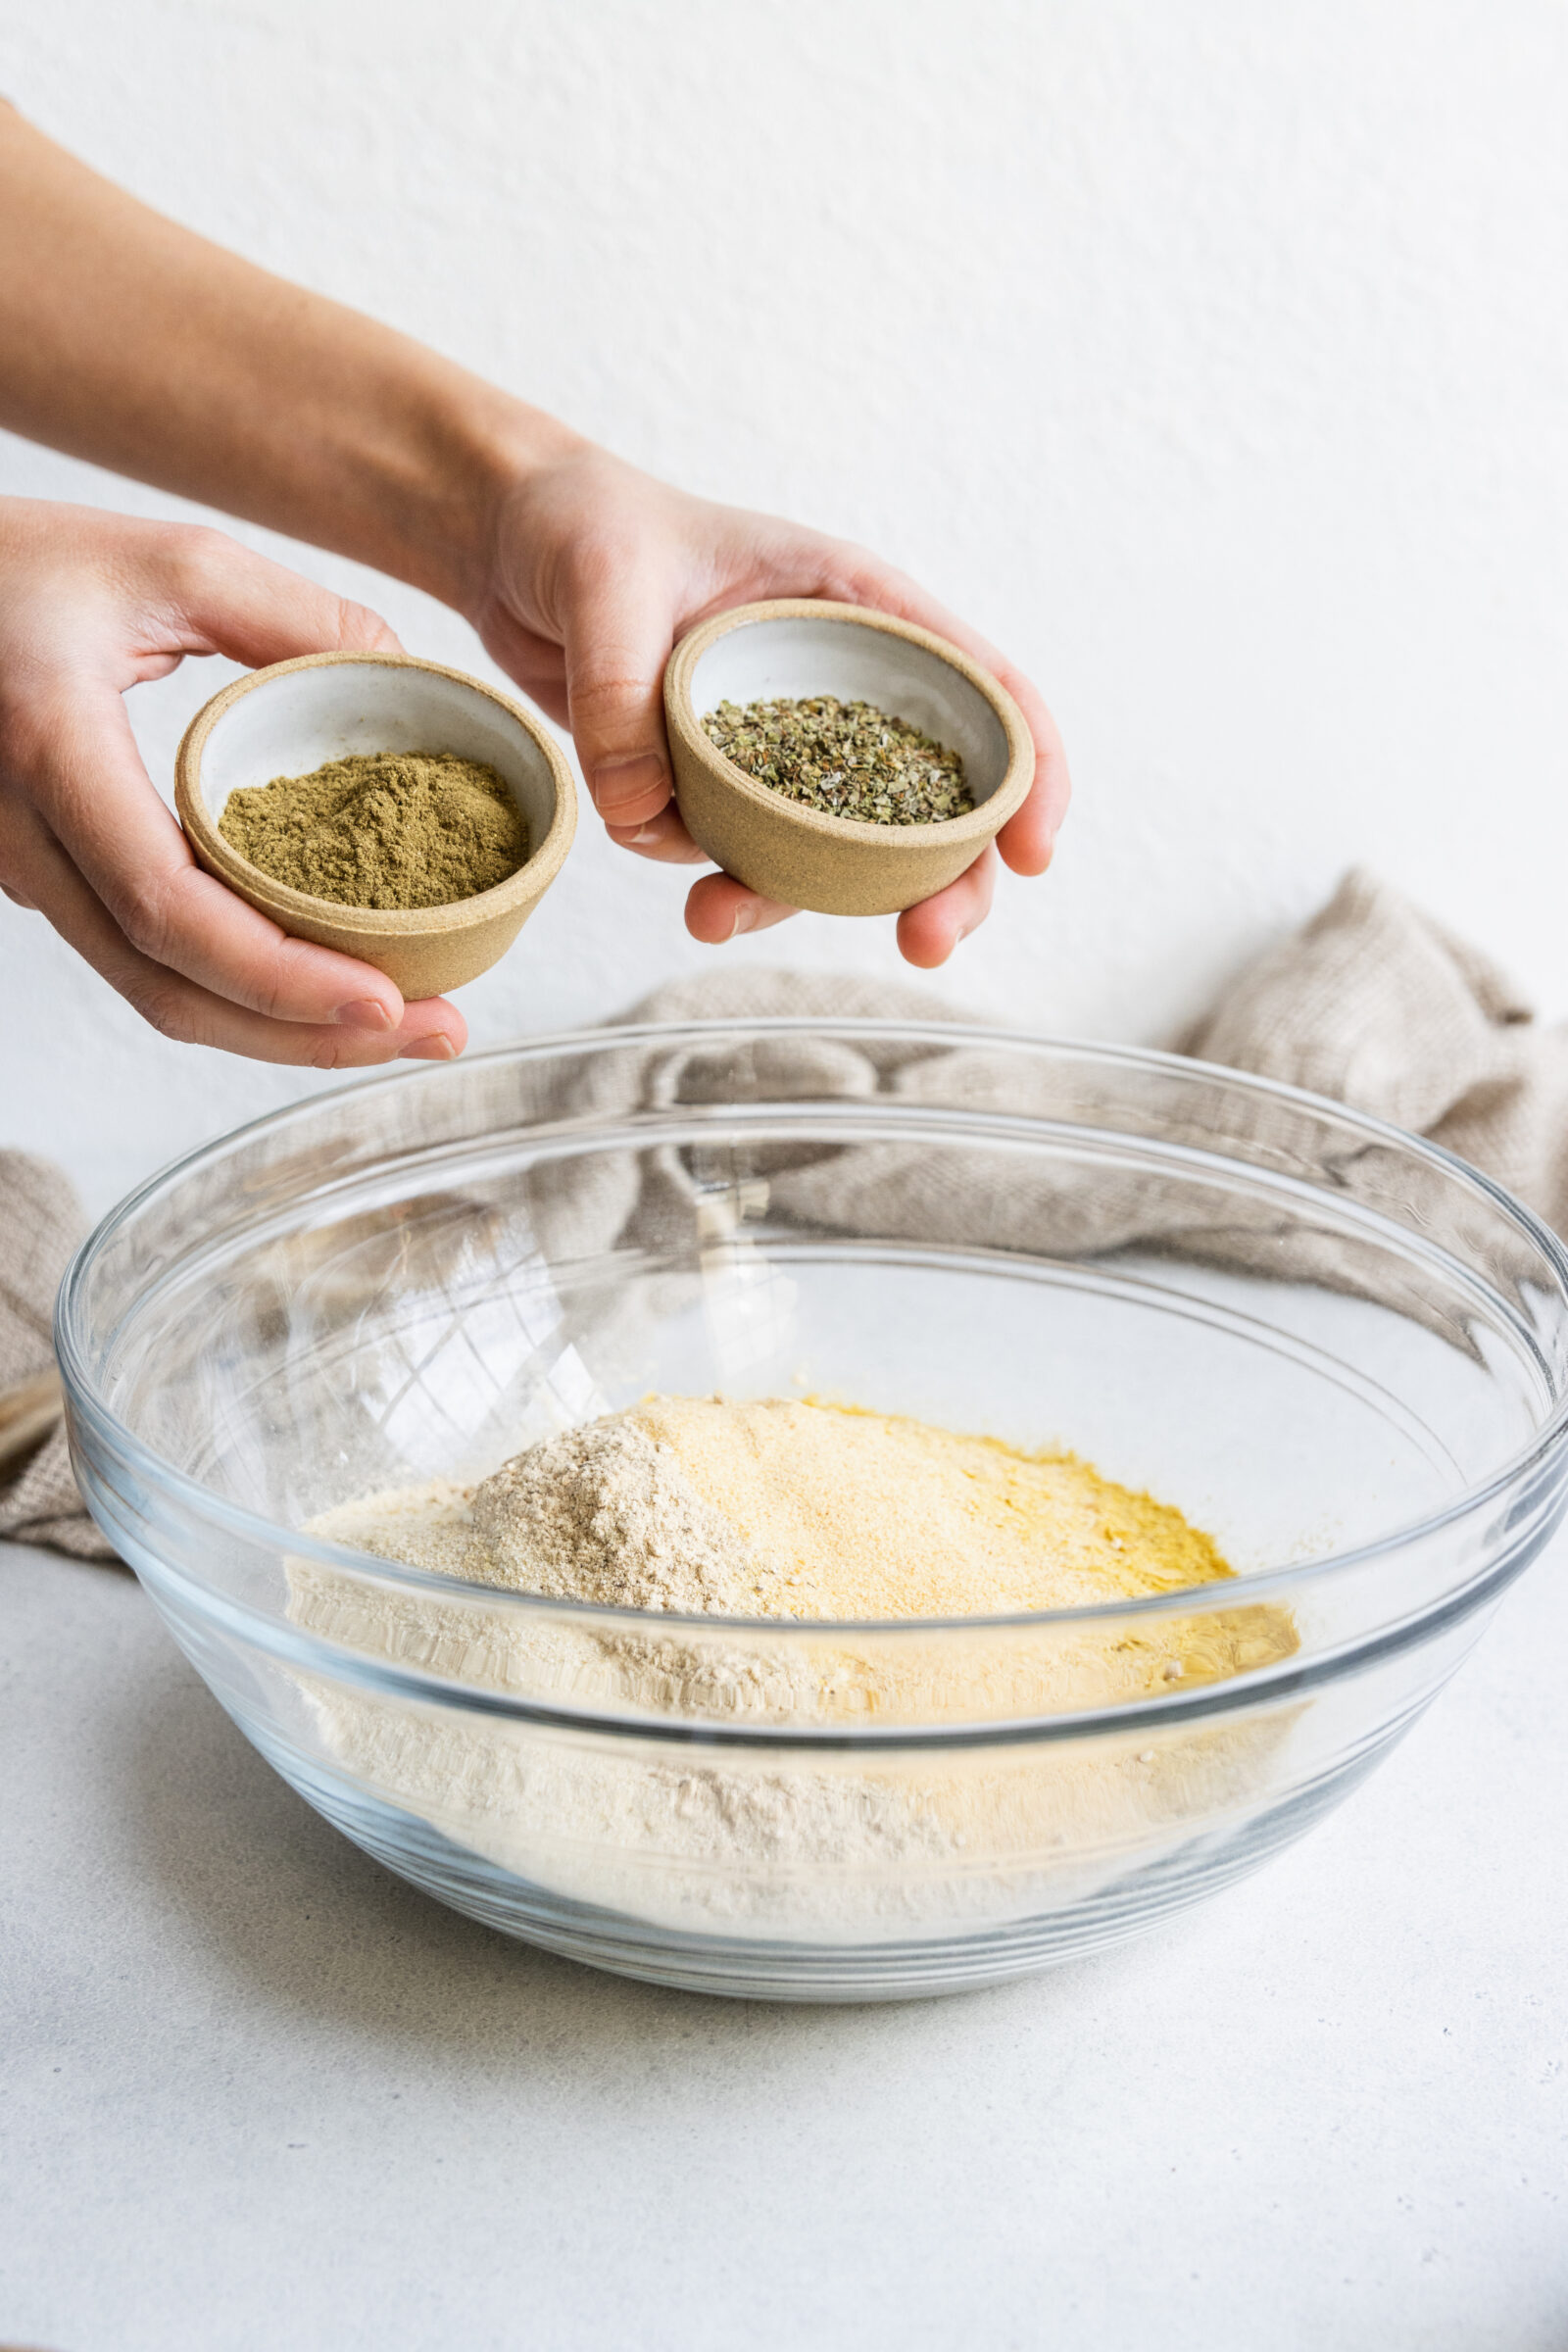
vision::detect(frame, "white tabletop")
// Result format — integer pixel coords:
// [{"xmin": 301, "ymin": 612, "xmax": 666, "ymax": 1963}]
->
[{"xmin": 3, "ymin": 1535, "xmax": 1565, "ymax": 2352}]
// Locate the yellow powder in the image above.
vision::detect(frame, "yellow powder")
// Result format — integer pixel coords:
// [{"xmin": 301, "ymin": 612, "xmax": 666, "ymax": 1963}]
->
[{"xmin": 632, "ymin": 1396, "xmax": 1229, "ymax": 1618}]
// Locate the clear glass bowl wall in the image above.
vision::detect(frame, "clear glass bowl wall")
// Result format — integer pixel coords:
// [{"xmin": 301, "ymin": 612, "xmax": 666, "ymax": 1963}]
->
[{"xmin": 59, "ymin": 1023, "xmax": 1568, "ymax": 1999}]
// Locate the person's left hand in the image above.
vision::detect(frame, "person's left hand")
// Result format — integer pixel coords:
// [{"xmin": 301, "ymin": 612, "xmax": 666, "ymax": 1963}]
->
[
  {"xmin": 466, "ymin": 446, "xmax": 1071, "ymax": 968},
  {"xmin": 0, "ymin": 499, "xmax": 467, "ymax": 1064}
]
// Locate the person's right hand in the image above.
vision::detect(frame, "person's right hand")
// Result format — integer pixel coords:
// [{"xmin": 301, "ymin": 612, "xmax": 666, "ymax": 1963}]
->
[
  {"xmin": 0, "ymin": 497, "xmax": 466, "ymax": 1064},
  {"xmin": 468, "ymin": 446, "xmax": 1071, "ymax": 969}
]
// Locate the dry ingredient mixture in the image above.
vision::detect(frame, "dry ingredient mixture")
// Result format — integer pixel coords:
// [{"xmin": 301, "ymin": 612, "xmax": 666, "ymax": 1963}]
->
[
  {"xmin": 327, "ymin": 1396, "xmax": 1234, "ymax": 1619},
  {"xmin": 702, "ymin": 697, "xmax": 973, "ymax": 824},
  {"xmin": 292, "ymin": 1397, "xmax": 1297, "ymax": 1934},
  {"xmin": 219, "ymin": 750, "xmax": 527, "ymax": 908}
]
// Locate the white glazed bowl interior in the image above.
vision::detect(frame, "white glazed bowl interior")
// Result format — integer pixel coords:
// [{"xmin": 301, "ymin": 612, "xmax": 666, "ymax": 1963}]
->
[
  {"xmin": 686, "ymin": 615, "xmax": 1012, "ymax": 805},
  {"xmin": 194, "ymin": 661, "xmax": 561, "ymax": 847}
]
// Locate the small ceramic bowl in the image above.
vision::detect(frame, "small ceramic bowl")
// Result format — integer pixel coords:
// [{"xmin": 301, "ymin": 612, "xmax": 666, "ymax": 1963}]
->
[
  {"xmin": 663, "ymin": 600, "xmax": 1034, "ymax": 916},
  {"xmin": 175, "ymin": 652, "xmax": 577, "ymax": 1000}
]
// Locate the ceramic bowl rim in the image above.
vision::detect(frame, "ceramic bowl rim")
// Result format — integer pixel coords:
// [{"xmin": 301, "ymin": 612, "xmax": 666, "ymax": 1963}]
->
[
  {"xmin": 663, "ymin": 600, "xmax": 1035, "ymax": 850},
  {"xmin": 173, "ymin": 650, "xmax": 577, "ymax": 938}
]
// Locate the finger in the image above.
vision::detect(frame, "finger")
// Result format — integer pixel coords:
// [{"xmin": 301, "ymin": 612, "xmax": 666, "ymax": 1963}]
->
[
  {"xmin": 3, "ymin": 808, "xmax": 466, "ymax": 1066},
  {"xmin": 895, "ymin": 846, "xmax": 998, "ymax": 969},
  {"xmin": 142, "ymin": 525, "xmax": 403, "ymax": 669},
  {"xmin": 993, "ymin": 691, "xmax": 1071, "ymax": 877},
  {"xmin": 557, "ymin": 549, "xmax": 678, "ymax": 829},
  {"xmin": 604, "ymin": 804, "xmax": 710, "ymax": 864},
  {"xmin": 24, "ymin": 683, "xmax": 423, "ymax": 1027},
  {"xmin": 685, "ymin": 870, "xmax": 799, "ymax": 944}
]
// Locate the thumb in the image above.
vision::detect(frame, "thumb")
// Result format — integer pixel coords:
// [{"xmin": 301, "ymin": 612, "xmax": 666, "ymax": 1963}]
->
[
  {"xmin": 560, "ymin": 557, "xmax": 677, "ymax": 829},
  {"xmin": 156, "ymin": 527, "xmax": 403, "ymax": 669}
]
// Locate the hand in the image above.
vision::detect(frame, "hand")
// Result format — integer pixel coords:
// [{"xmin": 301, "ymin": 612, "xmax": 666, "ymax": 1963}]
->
[
  {"xmin": 0, "ymin": 113, "xmax": 1066, "ymax": 974},
  {"xmin": 468, "ymin": 447, "xmax": 1071, "ymax": 968},
  {"xmin": 0, "ymin": 499, "xmax": 466, "ymax": 1064}
]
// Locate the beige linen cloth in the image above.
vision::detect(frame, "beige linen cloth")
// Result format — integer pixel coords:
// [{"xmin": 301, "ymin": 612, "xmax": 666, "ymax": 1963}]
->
[{"xmin": 7, "ymin": 866, "xmax": 1568, "ymax": 1566}]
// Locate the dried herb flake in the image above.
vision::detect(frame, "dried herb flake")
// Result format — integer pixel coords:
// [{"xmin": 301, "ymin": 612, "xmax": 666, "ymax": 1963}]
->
[{"xmin": 701, "ymin": 696, "xmax": 972, "ymax": 825}]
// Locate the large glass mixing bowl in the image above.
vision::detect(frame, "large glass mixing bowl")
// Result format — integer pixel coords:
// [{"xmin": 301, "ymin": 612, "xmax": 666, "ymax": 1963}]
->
[{"xmin": 58, "ymin": 1023, "xmax": 1568, "ymax": 1999}]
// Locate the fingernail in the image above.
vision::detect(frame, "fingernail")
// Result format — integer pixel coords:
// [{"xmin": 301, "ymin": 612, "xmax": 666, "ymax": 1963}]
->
[
  {"xmin": 336, "ymin": 998, "xmax": 395, "ymax": 1032},
  {"xmin": 399, "ymin": 1034, "xmax": 459, "ymax": 1062},
  {"xmin": 591, "ymin": 754, "xmax": 666, "ymax": 814},
  {"xmin": 729, "ymin": 905, "xmax": 757, "ymax": 939}
]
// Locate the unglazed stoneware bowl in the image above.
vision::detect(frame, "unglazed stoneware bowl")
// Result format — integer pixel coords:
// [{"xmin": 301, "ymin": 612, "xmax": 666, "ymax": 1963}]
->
[
  {"xmin": 175, "ymin": 652, "xmax": 577, "ymax": 999},
  {"xmin": 58, "ymin": 1024, "xmax": 1568, "ymax": 2000},
  {"xmin": 663, "ymin": 601, "xmax": 1033, "ymax": 915}
]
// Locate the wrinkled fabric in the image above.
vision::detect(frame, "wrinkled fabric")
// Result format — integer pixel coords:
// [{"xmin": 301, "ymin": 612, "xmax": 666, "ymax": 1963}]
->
[
  {"xmin": 9, "ymin": 867, "xmax": 1567, "ymax": 1565},
  {"xmin": 0, "ymin": 1152, "xmax": 117, "ymax": 1558}
]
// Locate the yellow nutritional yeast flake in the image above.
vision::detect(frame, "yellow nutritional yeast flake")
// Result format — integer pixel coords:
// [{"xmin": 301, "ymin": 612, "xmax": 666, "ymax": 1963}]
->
[{"xmin": 630, "ymin": 1395, "xmax": 1233, "ymax": 1619}]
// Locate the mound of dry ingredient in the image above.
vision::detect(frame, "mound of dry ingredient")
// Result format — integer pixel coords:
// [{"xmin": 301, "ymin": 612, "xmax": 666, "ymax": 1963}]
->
[
  {"xmin": 219, "ymin": 749, "xmax": 527, "ymax": 908},
  {"xmin": 304, "ymin": 1396, "xmax": 1284, "ymax": 1672},
  {"xmin": 702, "ymin": 697, "xmax": 973, "ymax": 824},
  {"xmin": 290, "ymin": 1398, "xmax": 1298, "ymax": 1936}
]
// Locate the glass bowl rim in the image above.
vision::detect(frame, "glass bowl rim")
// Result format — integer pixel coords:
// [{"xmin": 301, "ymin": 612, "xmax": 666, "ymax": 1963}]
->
[{"xmin": 57, "ymin": 1016, "xmax": 1568, "ymax": 1639}]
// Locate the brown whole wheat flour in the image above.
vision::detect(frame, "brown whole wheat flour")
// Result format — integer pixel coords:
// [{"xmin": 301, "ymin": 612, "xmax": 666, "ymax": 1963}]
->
[
  {"xmin": 287, "ymin": 1398, "xmax": 1297, "ymax": 1935},
  {"xmin": 466, "ymin": 1416, "xmax": 767, "ymax": 1613},
  {"xmin": 218, "ymin": 749, "xmax": 526, "ymax": 908}
]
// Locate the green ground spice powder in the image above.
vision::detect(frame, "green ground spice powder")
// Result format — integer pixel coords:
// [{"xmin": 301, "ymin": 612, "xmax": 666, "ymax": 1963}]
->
[
  {"xmin": 219, "ymin": 751, "xmax": 528, "ymax": 909},
  {"xmin": 702, "ymin": 696, "xmax": 973, "ymax": 824}
]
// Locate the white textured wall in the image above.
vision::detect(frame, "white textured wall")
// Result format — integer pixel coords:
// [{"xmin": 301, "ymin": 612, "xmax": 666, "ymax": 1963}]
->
[{"xmin": 2, "ymin": 0, "xmax": 1565, "ymax": 1210}]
